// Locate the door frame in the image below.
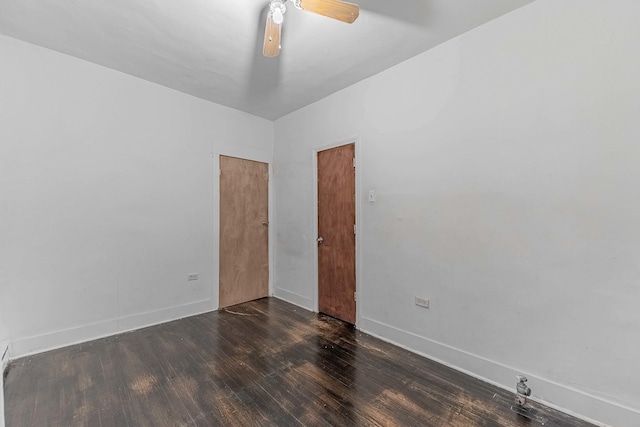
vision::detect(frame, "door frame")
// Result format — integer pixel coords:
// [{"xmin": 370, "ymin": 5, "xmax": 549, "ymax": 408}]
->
[
  {"xmin": 312, "ymin": 137, "xmax": 362, "ymax": 327},
  {"xmin": 212, "ymin": 145, "xmax": 274, "ymax": 311}
]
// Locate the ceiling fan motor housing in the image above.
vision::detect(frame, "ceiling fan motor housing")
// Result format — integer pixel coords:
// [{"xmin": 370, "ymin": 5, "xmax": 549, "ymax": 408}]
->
[{"xmin": 270, "ymin": 0, "xmax": 287, "ymax": 20}]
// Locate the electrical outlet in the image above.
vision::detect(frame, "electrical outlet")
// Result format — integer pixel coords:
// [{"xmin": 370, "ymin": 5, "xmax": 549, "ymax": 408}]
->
[
  {"xmin": 415, "ymin": 297, "xmax": 429, "ymax": 308},
  {"xmin": 187, "ymin": 273, "xmax": 199, "ymax": 281}
]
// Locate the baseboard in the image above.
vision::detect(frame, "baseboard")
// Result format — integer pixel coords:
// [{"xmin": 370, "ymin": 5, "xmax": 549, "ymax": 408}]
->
[
  {"xmin": 273, "ymin": 287, "xmax": 313, "ymax": 310},
  {"xmin": 360, "ymin": 316, "xmax": 640, "ymax": 427},
  {"xmin": 9, "ymin": 299, "xmax": 214, "ymax": 359},
  {"xmin": 1, "ymin": 341, "xmax": 7, "ymax": 427},
  {"xmin": 0, "ymin": 376, "xmax": 4, "ymax": 427}
]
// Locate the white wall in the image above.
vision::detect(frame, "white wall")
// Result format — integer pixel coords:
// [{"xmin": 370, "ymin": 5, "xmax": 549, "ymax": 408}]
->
[
  {"xmin": 0, "ymin": 35, "xmax": 273, "ymax": 357},
  {"xmin": 273, "ymin": 1, "xmax": 640, "ymax": 426}
]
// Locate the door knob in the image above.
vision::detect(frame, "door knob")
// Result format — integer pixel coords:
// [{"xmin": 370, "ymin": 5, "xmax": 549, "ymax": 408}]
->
[
  {"xmin": 317, "ymin": 237, "xmax": 324, "ymax": 244},
  {"xmin": 262, "ymin": 221, "xmax": 269, "ymax": 226}
]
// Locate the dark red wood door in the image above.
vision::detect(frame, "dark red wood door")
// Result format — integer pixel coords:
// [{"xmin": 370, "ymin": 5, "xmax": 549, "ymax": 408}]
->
[{"xmin": 317, "ymin": 143, "xmax": 356, "ymax": 324}]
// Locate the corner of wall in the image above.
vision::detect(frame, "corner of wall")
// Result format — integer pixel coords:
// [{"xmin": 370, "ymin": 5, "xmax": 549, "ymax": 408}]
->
[
  {"xmin": 0, "ymin": 342, "xmax": 8, "ymax": 373},
  {"xmin": 0, "ymin": 341, "xmax": 8, "ymax": 427},
  {"xmin": 274, "ymin": 287, "xmax": 314, "ymax": 311}
]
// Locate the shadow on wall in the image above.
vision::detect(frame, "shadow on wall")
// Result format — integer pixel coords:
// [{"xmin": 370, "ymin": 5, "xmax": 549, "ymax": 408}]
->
[{"xmin": 247, "ymin": 3, "xmax": 282, "ymax": 109}]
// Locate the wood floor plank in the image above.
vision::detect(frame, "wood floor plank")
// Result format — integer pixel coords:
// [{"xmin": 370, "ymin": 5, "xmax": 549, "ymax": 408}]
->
[{"xmin": 5, "ymin": 297, "xmax": 596, "ymax": 427}]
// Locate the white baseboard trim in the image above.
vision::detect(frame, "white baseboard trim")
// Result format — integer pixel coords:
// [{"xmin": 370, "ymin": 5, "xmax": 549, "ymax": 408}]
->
[
  {"xmin": 360, "ymin": 316, "xmax": 640, "ymax": 427},
  {"xmin": 9, "ymin": 299, "xmax": 214, "ymax": 359},
  {"xmin": 1, "ymin": 338, "xmax": 8, "ymax": 427},
  {"xmin": 273, "ymin": 287, "xmax": 313, "ymax": 310},
  {"xmin": 0, "ymin": 352, "xmax": 5, "ymax": 427}
]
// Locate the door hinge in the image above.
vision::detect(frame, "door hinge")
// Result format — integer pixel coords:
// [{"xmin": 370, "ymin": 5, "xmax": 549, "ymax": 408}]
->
[
  {"xmin": 354, "ymin": 224, "xmax": 356, "ymax": 235},
  {"xmin": 354, "ymin": 291, "xmax": 357, "ymax": 302},
  {"xmin": 353, "ymin": 157, "xmax": 356, "ymax": 168}
]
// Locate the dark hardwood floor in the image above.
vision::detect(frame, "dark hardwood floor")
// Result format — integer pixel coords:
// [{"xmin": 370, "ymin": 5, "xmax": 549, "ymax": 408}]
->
[{"xmin": 4, "ymin": 298, "xmax": 594, "ymax": 427}]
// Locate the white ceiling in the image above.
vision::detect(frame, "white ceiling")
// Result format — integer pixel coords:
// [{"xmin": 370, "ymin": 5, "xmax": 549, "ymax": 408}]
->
[{"xmin": 0, "ymin": 0, "xmax": 534, "ymax": 120}]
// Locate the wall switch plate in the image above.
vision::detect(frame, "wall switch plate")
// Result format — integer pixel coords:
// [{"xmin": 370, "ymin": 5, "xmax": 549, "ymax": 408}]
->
[
  {"xmin": 368, "ymin": 189, "xmax": 376, "ymax": 203},
  {"xmin": 187, "ymin": 273, "xmax": 199, "ymax": 281},
  {"xmin": 415, "ymin": 297, "xmax": 429, "ymax": 308}
]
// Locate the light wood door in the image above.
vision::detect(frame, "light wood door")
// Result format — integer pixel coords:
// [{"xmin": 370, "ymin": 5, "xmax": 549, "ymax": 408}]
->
[
  {"xmin": 317, "ymin": 143, "xmax": 356, "ymax": 324},
  {"xmin": 219, "ymin": 156, "xmax": 269, "ymax": 308}
]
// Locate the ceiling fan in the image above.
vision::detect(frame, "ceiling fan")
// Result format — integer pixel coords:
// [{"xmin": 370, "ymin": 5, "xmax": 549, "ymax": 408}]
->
[{"xmin": 263, "ymin": 0, "xmax": 360, "ymax": 57}]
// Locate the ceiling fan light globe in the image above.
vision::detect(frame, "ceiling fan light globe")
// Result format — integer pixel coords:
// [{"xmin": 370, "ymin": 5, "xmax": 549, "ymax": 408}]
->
[{"xmin": 272, "ymin": 8, "xmax": 284, "ymax": 24}]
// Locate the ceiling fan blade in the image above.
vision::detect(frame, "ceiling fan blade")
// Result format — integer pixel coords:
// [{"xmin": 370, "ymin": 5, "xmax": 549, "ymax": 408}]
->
[
  {"xmin": 299, "ymin": 0, "xmax": 359, "ymax": 24},
  {"xmin": 263, "ymin": 14, "xmax": 282, "ymax": 57}
]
